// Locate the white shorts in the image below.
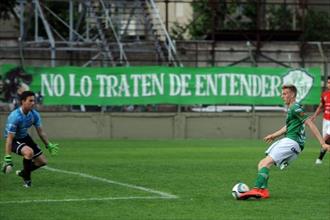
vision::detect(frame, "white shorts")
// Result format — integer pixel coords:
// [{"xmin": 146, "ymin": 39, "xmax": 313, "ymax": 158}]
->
[
  {"xmin": 265, "ymin": 137, "xmax": 301, "ymax": 169},
  {"xmin": 322, "ymin": 119, "xmax": 330, "ymax": 137}
]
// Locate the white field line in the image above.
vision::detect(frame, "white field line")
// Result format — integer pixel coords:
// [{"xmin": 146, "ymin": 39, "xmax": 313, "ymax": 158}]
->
[
  {"xmin": 0, "ymin": 166, "xmax": 178, "ymax": 205},
  {"xmin": 0, "ymin": 196, "xmax": 174, "ymax": 204},
  {"xmin": 43, "ymin": 166, "xmax": 178, "ymax": 199}
]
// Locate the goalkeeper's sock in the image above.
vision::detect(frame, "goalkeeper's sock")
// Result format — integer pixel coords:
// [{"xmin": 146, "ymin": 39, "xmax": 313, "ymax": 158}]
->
[
  {"xmin": 22, "ymin": 158, "xmax": 32, "ymax": 181},
  {"xmin": 254, "ymin": 167, "xmax": 269, "ymax": 189},
  {"xmin": 318, "ymin": 148, "xmax": 327, "ymax": 160}
]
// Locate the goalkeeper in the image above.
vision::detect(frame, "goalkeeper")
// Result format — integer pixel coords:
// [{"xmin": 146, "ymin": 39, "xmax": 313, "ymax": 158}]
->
[{"xmin": 2, "ymin": 91, "xmax": 59, "ymax": 188}]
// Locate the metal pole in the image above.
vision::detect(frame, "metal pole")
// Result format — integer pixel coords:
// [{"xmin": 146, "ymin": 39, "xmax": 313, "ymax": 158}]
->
[
  {"xmin": 35, "ymin": 0, "xmax": 56, "ymax": 66},
  {"xmin": 148, "ymin": 0, "xmax": 180, "ymax": 66},
  {"xmin": 19, "ymin": 0, "xmax": 25, "ymax": 39},
  {"xmin": 165, "ymin": 0, "xmax": 169, "ymax": 31},
  {"xmin": 85, "ymin": 1, "xmax": 90, "ymax": 40},
  {"xmin": 19, "ymin": 0, "xmax": 25, "ymax": 67},
  {"xmin": 34, "ymin": 0, "xmax": 38, "ymax": 41},
  {"xmin": 69, "ymin": 0, "xmax": 74, "ymax": 42},
  {"xmin": 51, "ymin": 47, "xmax": 56, "ymax": 67},
  {"xmin": 247, "ymin": 41, "xmax": 256, "ymax": 67}
]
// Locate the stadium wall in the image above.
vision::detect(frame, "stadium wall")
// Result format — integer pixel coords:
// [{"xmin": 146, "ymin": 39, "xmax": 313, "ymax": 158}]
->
[{"xmin": 0, "ymin": 112, "xmax": 322, "ymax": 140}]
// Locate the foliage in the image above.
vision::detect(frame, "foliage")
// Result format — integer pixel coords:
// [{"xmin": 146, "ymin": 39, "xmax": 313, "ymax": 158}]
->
[
  {"xmin": 170, "ymin": 21, "xmax": 186, "ymax": 40},
  {"xmin": 188, "ymin": 0, "xmax": 213, "ymax": 40},
  {"xmin": 187, "ymin": 0, "xmax": 258, "ymax": 39},
  {"xmin": 240, "ymin": 1, "xmax": 257, "ymax": 29},
  {"xmin": 268, "ymin": 5, "xmax": 292, "ymax": 30},
  {"xmin": 303, "ymin": 10, "xmax": 330, "ymax": 41},
  {"xmin": 186, "ymin": 1, "xmax": 330, "ymax": 41}
]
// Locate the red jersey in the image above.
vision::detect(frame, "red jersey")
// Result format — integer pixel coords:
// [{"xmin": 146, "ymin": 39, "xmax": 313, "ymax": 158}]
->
[{"xmin": 321, "ymin": 90, "xmax": 330, "ymax": 120}]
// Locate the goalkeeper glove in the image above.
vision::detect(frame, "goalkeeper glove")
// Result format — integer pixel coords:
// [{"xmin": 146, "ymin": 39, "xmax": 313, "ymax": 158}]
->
[
  {"xmin": 46, "ymin": 142, "xmax": 59, "ymax": 156},
  {"xmin": 2, "ymin": 155, "xmax": 13, "ymax": 174}
]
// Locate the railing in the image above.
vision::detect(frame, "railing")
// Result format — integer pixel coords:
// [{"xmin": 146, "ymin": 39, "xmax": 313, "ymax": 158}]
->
[
  {"xmin": 146, "ymin": 0, "xmax": 182, "ymax": 67},
  {"xmin": 98, "ymin": 0, "xmax": 129, "ymax": 66}
]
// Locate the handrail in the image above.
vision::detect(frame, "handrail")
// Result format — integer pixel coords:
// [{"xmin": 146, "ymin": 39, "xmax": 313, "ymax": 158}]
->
[
  {"xmin": 98, "ymin": 0, "xmax": 129, "ymax": 66},
  {"xmin": 85, "ymin": 0, "xmax": 115, "ymax": 66},
  {"xmin": 147, "ymin": 0, "xmax": 182, "ymax": 66}
]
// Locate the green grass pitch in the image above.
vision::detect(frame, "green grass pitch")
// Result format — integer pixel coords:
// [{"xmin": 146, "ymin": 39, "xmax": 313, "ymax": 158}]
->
[{"xmin": 0, "ymin": 139, "xmax": 329, "ymax": 220}]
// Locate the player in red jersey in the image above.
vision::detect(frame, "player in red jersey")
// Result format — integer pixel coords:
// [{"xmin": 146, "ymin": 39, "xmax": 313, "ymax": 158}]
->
[{"xmin": 310, "ymin": 76, "xmax": 330, "ymax": 164}]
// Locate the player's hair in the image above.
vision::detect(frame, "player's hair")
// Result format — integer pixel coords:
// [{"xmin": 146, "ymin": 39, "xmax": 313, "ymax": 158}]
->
[
  {"xmin": 19, "ymin": 91, "xmax": 35, "ymax": 103},
  {"xmin": 327, "ymin": 76, "xmax": 330, "ymax": 80},
  {"xmin": 282, "ymin": 84, "xmax": 297, "ymax": 97}
]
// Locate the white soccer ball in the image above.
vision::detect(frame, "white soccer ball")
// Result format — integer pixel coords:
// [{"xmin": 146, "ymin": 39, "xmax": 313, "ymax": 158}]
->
[{"xmin": 232, "ymin": 182, "xmax": 250, "ymax": 199}]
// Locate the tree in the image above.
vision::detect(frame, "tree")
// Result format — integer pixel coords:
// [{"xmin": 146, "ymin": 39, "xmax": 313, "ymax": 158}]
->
[
  {"xmin": 303, "ymin": 10, "xmax": 330, "ymax": 41},
  {"xmin": 185, "ymin": 1, "xmax": 330, "ymax": 41}
]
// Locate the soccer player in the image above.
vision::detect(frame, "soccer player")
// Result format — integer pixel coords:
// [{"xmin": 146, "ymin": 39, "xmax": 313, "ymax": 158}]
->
[
  {"xmin": 310, "ymin": 76, "xmax": 330, "ymax": 164},
  {"xmin": 239, "ymin": 84, "xmax": 330, "ymax": 200},
  {"xmin": 1, "ymin": 91, "xmax": 59, "ymax": 187}
]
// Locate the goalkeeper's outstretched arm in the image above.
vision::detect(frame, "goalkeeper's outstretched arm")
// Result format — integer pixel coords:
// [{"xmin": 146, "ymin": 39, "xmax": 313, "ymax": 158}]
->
[
  {"xmin": 4, "ymin": 133, "xmax": 14, "ymax": 156},
  {"xmin": 35, "ymin": 127, "xmax": 59, "ymax": 156},
  {"xmin": 2, "ymin": 133, "xmax": 14, "ymax": 173},
  {"xmin": 35, "ymin": 126, "xmax": 50, "ymax": 146}
]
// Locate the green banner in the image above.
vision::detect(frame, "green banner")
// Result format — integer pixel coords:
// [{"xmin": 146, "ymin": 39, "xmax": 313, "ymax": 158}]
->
[{"xmin": 0, "ymin": 64, "xmax": 321, "ymax": 105}]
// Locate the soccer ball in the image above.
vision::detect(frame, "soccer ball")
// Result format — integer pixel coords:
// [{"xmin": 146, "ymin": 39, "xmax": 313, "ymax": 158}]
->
[{"xmin": 232, "ymin": 182, "xmax": 250, "ymax": 199}]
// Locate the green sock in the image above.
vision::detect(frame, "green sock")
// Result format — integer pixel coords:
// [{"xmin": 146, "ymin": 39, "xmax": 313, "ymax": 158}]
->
[{"xmin": 254, "ymin": 167, "xmax": 269, "ymax": 189}]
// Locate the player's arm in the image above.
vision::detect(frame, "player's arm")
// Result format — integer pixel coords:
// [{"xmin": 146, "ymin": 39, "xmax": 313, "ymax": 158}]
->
[
  {"xmin": 35, "ymin": 126, "xmax": 50, "ymax": 146},
  {"xmin": 310, "ymin": 101, "xmax": 323, "ymax": 121},
  {"xmin": 263, "ymin": 125, "xmax": 287, "ymax": 144},
  {"xmin": 2, "ymin": 133, "xmax": 14, "ymax": 173},
  {"xmin": 5, "ymin": 133, "xmax": 14, "ymax": 156},
  {"xmin": 35, "ymin": 126, "xmax": 59, "ymax": 155},
  {"xmin": 305, "ymin": 118, "xmax": 330, "ymax": 151}
]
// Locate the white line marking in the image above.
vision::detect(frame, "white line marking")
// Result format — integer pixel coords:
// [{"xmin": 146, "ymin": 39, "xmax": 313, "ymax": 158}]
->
[
  {"xmin": 0, "ymin": 196, "xmax": 174, "ymax": 204},
  {"xmin": 0, "ymin": 167, "xmax": 178, "ymax": 205},
  {"xmin": 44, "ymin": 166, "xmax": 178, "ymax": 199}
]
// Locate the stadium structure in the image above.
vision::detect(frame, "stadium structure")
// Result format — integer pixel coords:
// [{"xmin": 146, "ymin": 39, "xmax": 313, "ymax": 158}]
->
[
  {"xmin": 0, "ymin": 0, "xmax": 329, "ymax": 113},
  {"xmin": 0, "ymin": 0, "xmax": 328, "ymax": 69},
  {"xmin": 1, "ymin": 0, "xmax": 183, "ymax": 67}
]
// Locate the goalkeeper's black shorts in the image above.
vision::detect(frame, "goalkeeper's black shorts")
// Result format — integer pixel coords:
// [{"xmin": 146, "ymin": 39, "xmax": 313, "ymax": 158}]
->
[{"xmin": 12, "ymin": 134, "xmax": 43, "ymax": 159}]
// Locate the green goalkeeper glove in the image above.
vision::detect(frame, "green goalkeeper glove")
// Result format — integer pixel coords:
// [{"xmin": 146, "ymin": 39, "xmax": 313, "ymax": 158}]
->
[
  {"xmin": 46, "ymin": 143, "xmax": 59, "ymax": 156},
  {"xmin": 2, "ymin": 155, "xmax": 13, "ymax": 174}
]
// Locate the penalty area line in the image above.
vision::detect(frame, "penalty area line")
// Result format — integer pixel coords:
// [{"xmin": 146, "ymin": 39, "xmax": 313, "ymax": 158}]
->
[
  {"xmin": 0, "ymin": 196, "xmax": 173, "ymax": 204},
  {"xmin": 44, "ymin": 166, "xmax": 178, "ymax": 199}
]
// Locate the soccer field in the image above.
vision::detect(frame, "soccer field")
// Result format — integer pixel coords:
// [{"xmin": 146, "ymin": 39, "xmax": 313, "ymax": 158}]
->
[{"xmin": 0, "ymin": 139, "xmax": 329, "ymax": 220}]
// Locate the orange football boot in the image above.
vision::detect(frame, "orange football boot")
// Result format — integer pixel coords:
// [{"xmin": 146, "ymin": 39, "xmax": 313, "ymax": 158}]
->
[
  {"xmin": 238, "ymin": 188, "xmax": 262, "ymax": 200},
  {"xmin": 258, "ymin": 188, "xmax": 270, "ymax": 199}
]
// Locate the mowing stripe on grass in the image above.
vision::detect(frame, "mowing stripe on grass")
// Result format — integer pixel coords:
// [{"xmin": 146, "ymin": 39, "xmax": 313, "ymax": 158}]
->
[
  {"xmin": 44, "ymin": 166, "xmax": 178, "ymax": 199},
  {"xmin": 0, "ymin": 196, "xmax": 174, "ymax": 204}
]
